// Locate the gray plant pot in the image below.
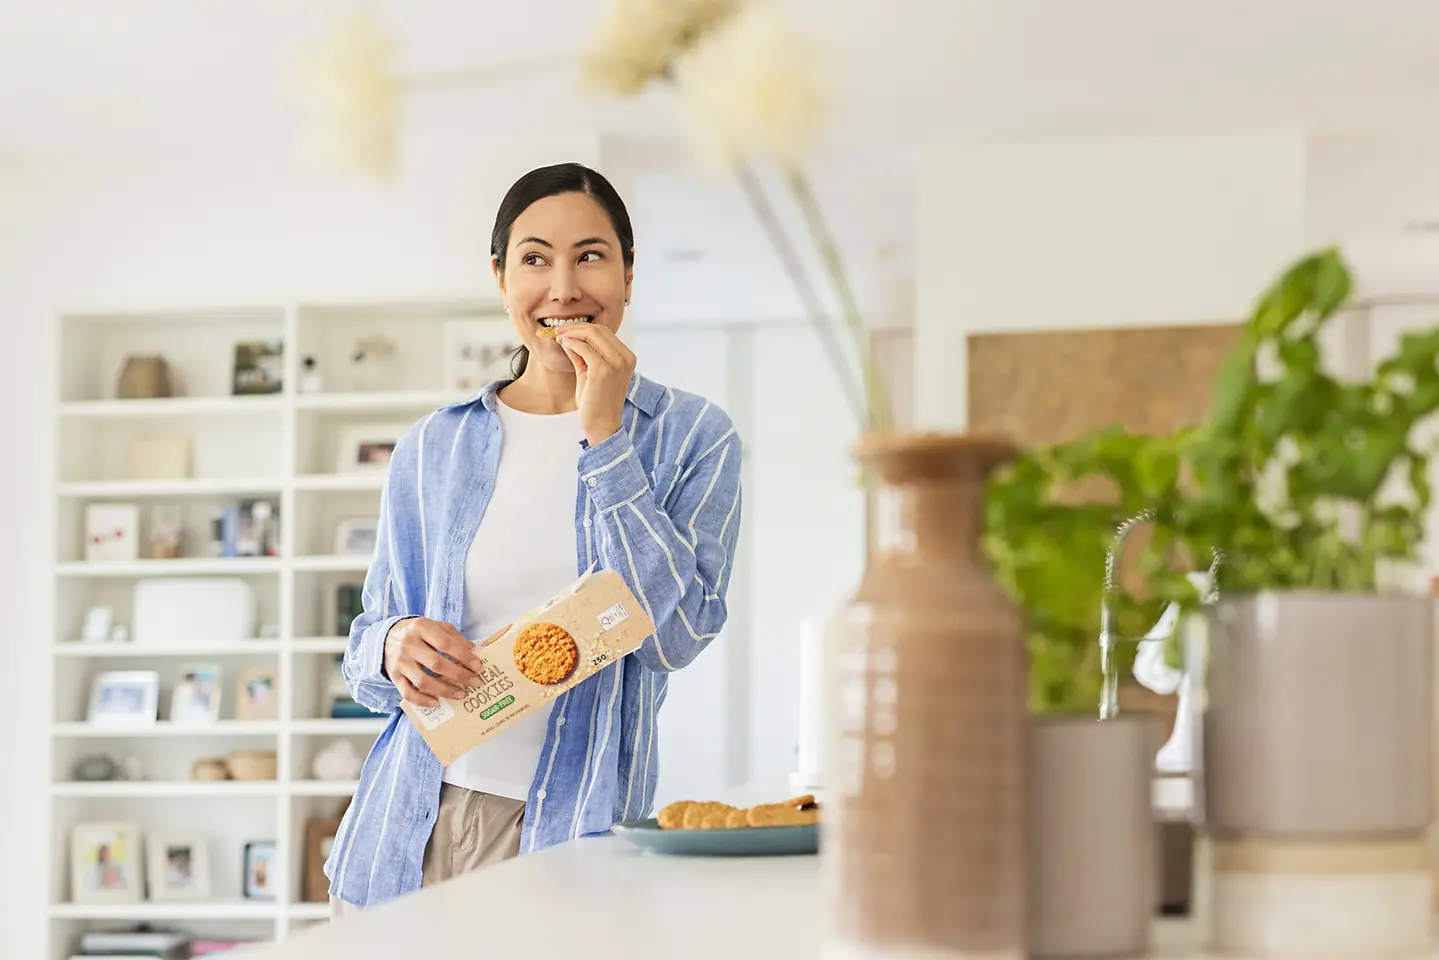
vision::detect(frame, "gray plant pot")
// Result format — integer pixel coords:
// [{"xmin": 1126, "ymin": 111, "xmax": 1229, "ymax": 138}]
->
[
  {"xmin": 1027, "ymin": 713, "xmax": 1159, "ymax": 959},
  {"xmin": 1194, "ymin": 591, "xmax": 1435, "ymax": 957},
  {"xmin": 1203, "ymin": 591, "xmax": 1432, "ymax": 837}
]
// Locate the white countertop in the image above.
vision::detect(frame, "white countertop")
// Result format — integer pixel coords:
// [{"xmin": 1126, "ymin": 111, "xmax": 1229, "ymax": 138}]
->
[{"xmin": 242, "ymin": 781, "xmax": 1439, "ymax": 960}]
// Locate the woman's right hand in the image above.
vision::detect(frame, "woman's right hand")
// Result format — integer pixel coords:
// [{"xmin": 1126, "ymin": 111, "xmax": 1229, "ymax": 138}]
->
[{"xmin": 383, "ymin": 617, "xmax": 484, "ymax": 708}]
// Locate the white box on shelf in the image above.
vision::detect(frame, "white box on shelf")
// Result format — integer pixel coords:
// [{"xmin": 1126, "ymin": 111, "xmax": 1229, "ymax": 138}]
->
[
  {"xmin": 84, "ymin": 503, "xmax": 140, "ymax": 562},
  {"xmin": 131, "ymin": 577, "xmax": 257, "ymax": 645}
]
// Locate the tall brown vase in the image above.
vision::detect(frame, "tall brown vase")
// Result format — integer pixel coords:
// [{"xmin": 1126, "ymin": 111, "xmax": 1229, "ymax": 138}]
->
[{"xmin": 824, "ymin": 433, "xmax": 1028, "ymax": 959}]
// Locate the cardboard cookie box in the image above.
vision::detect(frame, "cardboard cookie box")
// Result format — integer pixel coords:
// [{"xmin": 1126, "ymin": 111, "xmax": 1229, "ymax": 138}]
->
[{"xmin": 401, "ymin": 569, "xmax": 656, "ymax": 764}]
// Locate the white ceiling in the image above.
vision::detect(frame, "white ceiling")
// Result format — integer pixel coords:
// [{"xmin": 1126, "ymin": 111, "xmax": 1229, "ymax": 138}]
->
[
  {"xmin": 4, "ymin": 0, "xmax": 1439, "ymax": 318},
  {"xmin": 4, "ymin": 0, "xmax": 1439, "ymax": 157}
]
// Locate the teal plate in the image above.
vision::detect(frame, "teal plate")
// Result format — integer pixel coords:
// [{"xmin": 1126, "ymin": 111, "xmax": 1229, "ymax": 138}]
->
[{"xmin": 611, "ymin": 818, "xmax": 819, "ymax": 856}]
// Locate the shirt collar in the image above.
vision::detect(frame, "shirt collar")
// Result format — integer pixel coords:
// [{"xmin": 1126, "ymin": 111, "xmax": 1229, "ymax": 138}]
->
[{"xmin": 442, "ymin": 372, "xmax": 663, "ymax": 418}]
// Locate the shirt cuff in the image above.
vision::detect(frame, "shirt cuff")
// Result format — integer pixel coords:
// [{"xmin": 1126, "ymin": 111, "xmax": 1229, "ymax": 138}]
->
[
  {"xmin": 578, "ymin": 430, "xmax": 651, "ymax": 513},
  {"xmin": 361, "ymin": 615, "xmax": 409, "ymax": 681}
]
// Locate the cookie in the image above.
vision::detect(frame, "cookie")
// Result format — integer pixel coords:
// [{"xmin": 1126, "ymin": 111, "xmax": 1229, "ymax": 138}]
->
[
  {"xmin": 513, "ymin": 622, "xmax": 578, "ymax": 685},
  {"xmin": 536, "ymin": 326, "xmax": 560, "ymax": 339},
  {"xmin": 724, "ymin": 808, "xmax": 749, "ymax": 829},
  {"xmin": 682, "ymin": 801, "xmax": 736, "ymax": 830},
  {"xmin": 657, "ymin": 800, "xmax": 695, "ymax": 830},
  {"xmin": 746, "ymin": 801, "xmax": 820, "ymax": 828}
]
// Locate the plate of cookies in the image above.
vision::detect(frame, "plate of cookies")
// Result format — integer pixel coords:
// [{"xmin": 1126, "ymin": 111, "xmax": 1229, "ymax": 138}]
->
[{"xmin": 611, "ymin": 794, "xmax": 820, "ymax": 856}]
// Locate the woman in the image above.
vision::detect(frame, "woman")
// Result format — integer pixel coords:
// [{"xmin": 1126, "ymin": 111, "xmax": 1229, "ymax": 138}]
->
[{"xmin": 323, "ymin": 162, "xmax": 743, "ymax": 915}]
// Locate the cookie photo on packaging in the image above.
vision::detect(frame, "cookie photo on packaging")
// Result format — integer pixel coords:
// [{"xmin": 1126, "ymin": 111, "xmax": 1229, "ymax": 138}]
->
[{"xmin": 400, "ymin": 569, "xmax": 655, "ymax": 765}]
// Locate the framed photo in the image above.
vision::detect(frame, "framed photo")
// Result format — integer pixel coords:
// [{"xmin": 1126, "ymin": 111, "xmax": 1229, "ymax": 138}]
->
[
  {"xmin": 70, "ymin": 821, "xmax": 143, "ymax": 904},
  {"xmin": 441, "ymin": 316, "xmax": 519, "ymax": 393},
  {"xmin": 146, "ymin": 832, "xmax": 211, "ymax": 901},
  {"xmin": 170, "ymin": 664, "xmax": 221, "ymax": 725},
  {"xmin": 235, "ymin": 666, "xmax": 278, "ymax": 721},
  {"xmin": 232, "ymin": 339, "xmax": 284, "ymax": 395},
  {"xmin": 243, "ymin": 840, "xmax": 278, "ymax": 900},
  {"xmin": 85, "ymin": 503, "xmax": 140, "ymax": 563},
  {"xmin": 334, "ymin": 421, "xmax": 409, "ymax": 474},
  {"xmin": 87, "ymin": 671, "xmax": 160, "ymax": 727},
  {"xmin": 303, "ymin": 814, "xmax": 345, "ymax": 902},
  {"xmin": 332, "ymin": 517, "xmax": 379, "ymax": 557}
]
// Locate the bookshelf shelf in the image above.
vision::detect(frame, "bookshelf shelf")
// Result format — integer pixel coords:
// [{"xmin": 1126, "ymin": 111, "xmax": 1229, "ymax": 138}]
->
[{"xmin": 47, "ymin": 297, "xmax": 509, "ymax": 956}]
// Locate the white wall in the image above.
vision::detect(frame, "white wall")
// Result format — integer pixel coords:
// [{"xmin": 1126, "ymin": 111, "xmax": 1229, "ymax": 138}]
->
[
  {"xmin": 912, "ymin": 130, "xmax": 1312, "ymax": 429},
  {"xmin": 0, "ymin": 134, "xmax": 871, "ymax": 954}
]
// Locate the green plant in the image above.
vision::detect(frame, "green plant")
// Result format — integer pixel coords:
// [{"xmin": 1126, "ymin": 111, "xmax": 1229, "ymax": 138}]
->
[{"xmin": 984, "ymin": 247, "xmax": 1439, "ymax": 716}]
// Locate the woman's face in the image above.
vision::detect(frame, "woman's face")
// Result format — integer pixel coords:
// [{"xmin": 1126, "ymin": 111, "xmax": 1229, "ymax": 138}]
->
[{"xmin": 494, "ymin": 191, "xmax": 632, "ymax": 374}]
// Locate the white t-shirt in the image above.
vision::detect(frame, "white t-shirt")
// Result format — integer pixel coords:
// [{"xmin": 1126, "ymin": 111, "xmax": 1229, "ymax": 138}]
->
[{"xmin": 441, "ymin": 397, "xmax": 582, "ymax": 800}]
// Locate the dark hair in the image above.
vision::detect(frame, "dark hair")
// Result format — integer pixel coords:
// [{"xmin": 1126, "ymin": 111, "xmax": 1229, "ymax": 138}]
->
[{"xmin": 491, "ymin": 162, "xmax": 635, "ymax": 378}]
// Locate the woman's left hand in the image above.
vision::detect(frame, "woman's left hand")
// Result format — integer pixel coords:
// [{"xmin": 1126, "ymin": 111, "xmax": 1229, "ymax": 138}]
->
[{"xmin": 557, "ymin": 324, "xmax": 637, "ymax": 447}]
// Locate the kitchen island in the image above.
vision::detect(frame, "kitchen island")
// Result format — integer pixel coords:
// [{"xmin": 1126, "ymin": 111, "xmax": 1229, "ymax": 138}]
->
[{"xmin": 243, "ymin": 829, "xmax": 1439, "ymax": 960}]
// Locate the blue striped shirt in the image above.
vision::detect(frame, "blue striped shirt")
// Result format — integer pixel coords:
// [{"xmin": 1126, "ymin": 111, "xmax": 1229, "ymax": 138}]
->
[{"xmin": 323, "ymin": 372, "xmax": 743, "ymax": 907}]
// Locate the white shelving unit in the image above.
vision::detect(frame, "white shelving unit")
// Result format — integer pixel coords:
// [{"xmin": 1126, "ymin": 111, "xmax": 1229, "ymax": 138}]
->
[{"xmin": 47, "ymin": 298, "xmax": 509, "ymax": 957}]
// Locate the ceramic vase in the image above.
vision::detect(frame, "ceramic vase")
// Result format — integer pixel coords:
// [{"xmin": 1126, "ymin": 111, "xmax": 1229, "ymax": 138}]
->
[
  {"xmin": 1196, "ymin": 591, "xmax": 1434, "ymax": 957},
  {"xmin": 823, "ymin": 433, "xmax": 1027, "ymax": 959},
  {"xmin": 1027, "ymin": 713, "xmax": 1159, "ymax": 959}
]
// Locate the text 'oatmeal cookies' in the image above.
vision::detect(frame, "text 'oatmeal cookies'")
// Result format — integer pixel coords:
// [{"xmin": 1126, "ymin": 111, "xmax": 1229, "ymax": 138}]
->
[{"xmin": 513, "ymin": 622, "xmax": 579, "ymax": 685}]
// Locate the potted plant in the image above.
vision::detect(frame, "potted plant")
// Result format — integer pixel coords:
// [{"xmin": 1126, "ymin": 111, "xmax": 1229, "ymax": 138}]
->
[
  {"xmin": 1145, "ymin": 249, "xmax": 1439, "ymax": 957},
  {"xmin": 986, "ymin": 247, "xmax": 1439, "ymax": 958},
  {"xmin": 984, "ymin": 428, "xmax": 1181, "ymax": 958}
]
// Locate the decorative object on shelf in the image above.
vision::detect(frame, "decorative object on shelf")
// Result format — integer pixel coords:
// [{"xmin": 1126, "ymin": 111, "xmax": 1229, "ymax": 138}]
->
[
  {"xmin": 242, "ymin": 840, "xmax": 278, "ymax": 900},
  {"xmin": 115, "ymin": 354, "xmax": 176, "ymax": 400},
  {"xmin": 145, "ymin": 832, "xmax": 212, "ymax": 902},
  {"xmin": 348, "ymin": 332, "xmax": 398, "ymax": 391},
  {"xmin": 226, "ymin": 749, "xmax": 278, "ymax": 781},
  {"xmin": 235, "ymin": 666, "xmax": 278, "ymax": 721},
  {"xmin": 72, "ymin": 754, "xmax": 120, "ymax": 782},
  {"xmin": 303, "ymin": 809, "xmax": 347, "ymax": 902},
  {"xmin": 334, "ymin": 583, "xmax": 363, "ymax": 636},
  {"xmin": 827, "ymin": 434, "xmax": 1026, "ymax": 959},
  {"xmin": 84, "ymin": 503, "xmax": 140, "ymax": 562},
  {"xmin": 86, "ymin": 671, "xmax": 160, "ymax": 728},
  {"xmin": 169, "ymin": 663, "xmax": 221, "ymax": 725},
  {"xmin": 441, "ymin": 316, "xmax": 520, "ymax": 392},
  {"xmin": 191, "ymin": 757, "xmax": 230, "ymax": 781},
  {"xmin": 123, "ymin": 433, "xmax": 192, "ymax": 480},
  {"xmin": 311, "ymin": 738, "xmax": 364, "ymax": 781},
  {"xmin": 1027, "ymin": 714, "xmax": 1159, "ymax": 959},
  {"xmin": 131, "ymin": 577, "xmax": 257, "ymax": 645},
  {"xmin": 69, "ymin": 821, "xmax": 143, "ymax": 904},
  {"xmin": 80, "ymin": 604, "xmax": 114, "ymax": 644},
  {"xmin": 206, "ymin": 499, "xmax": 280, "ymax": 558},
  {"xmin": 332, "ymin": 516, "xmax": 379, "ymax": 556},
  {"xmin": 299, "ymin": 353, "xmax": 324, "ymax": 393},
  {"xmin": 148, "ymin": 504, "xmax": 186, "ymax": 560},
  {"xmin": 231, "ymin": 339, "xmax": 284, "ymax": 395},
  {"xmin": 335, "ymin": 420, "xmax": 407, "ymax": 473}
]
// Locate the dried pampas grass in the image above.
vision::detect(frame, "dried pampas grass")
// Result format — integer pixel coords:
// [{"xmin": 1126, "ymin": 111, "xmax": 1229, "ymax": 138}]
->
[
  {"xmin": 579, "ymin": 0, "xmax": 744, "ymax": 97},
  {"xmin": 294, "ymin": 6, "xmax": 400, "ymax": 180},
  {"xmin": 671, "ymin": 3, "xmax": 831, "ymax": 172}
]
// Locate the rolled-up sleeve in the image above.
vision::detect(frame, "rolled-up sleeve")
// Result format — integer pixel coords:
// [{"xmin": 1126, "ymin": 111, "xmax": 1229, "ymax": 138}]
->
[{"xmin": 579, "ymin": 416, "xmax": 742, "ymax": 672}]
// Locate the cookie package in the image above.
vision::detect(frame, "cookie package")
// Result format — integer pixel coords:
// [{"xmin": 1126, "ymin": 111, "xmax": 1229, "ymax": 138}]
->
[{"xmin": 398, "ymin": 569, "xmax": 656, "ymax": 765}]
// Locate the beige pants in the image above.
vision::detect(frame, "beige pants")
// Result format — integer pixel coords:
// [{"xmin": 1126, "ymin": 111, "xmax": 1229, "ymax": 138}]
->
[{"xmin": 329, "ymin": 783, "xmax": 525, "ymax": 920}]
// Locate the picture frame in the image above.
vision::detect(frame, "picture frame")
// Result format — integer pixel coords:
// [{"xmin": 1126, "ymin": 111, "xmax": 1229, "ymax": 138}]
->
[
  {"xmin": 87, "ymin": 671, "xmax": 160, "ymax": 727},
  {"xmin": 332, "ymin": 517, "xmax": 379, "ymax": 557},
  {"xmin": 243, "ymin": 840, "xmax": 278, "ymax": 900},
  {"xmin": 441, "ymin": 316, "xmax": 519, "ymax": 393},
  {"xmin": 145, "ymin": 832, "xmax": 211, "ymax": 902},
  {"xmin": 303, "ymin": 814, "xmax": 345, "ymax": 902},
  {"xmin": 169, "ymin": 664, "xmax": 221, "ymax": 725},
  {"xmin": 69, "ymin": 821, "xmax": 143, "ymax": 904},
  {"xmin": 235, "ymin": 666, "xmax": 278, "ymax": 721},
  {"xmin": 232, "ymin": 339, "xmax": 284, "ymax": 395},
  {"xmin": 84, "ymin": 503, "xmax": 140, "ymax": 563},
  {"xmin": 334, "ymin": 421, "xmax": 409, "ymax": 474}
]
